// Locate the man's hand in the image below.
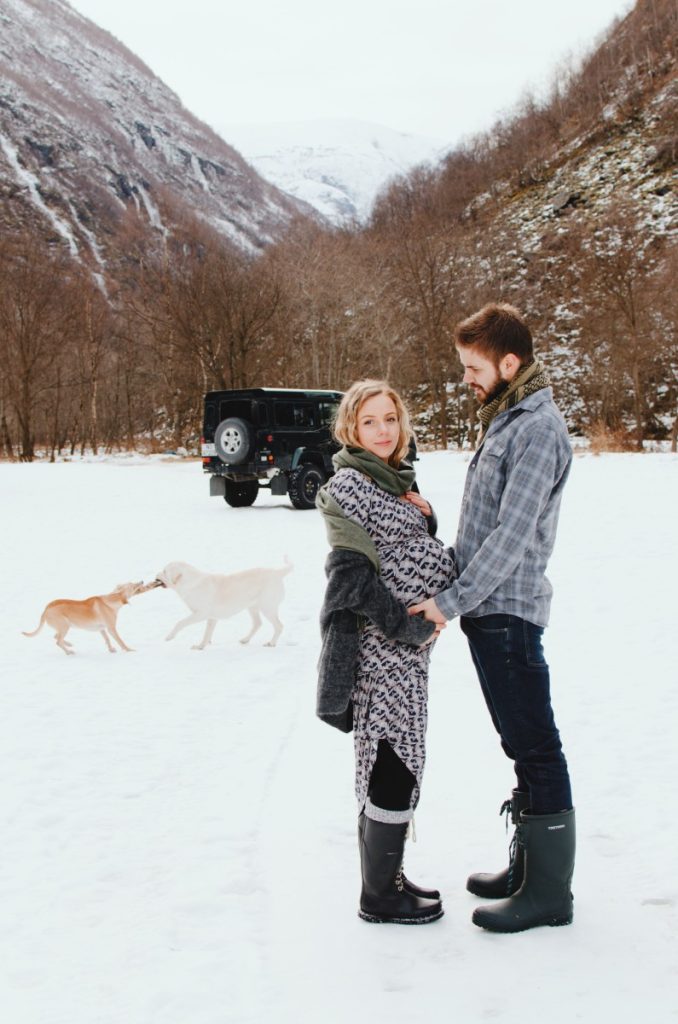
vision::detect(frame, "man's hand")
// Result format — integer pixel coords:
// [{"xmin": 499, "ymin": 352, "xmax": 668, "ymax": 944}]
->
[{"xmin": 409, "ymin": 596, "xmax": 447, "ymax": 636}]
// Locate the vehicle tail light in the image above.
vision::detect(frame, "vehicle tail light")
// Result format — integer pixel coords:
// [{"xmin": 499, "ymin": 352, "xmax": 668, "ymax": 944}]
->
[{"xmin": 267, "ymin": 435, "xmax": 273, "ymax": 442}]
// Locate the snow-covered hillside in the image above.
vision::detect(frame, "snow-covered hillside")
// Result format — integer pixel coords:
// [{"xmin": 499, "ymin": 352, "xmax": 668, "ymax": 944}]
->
[
  {"xmin": 219, "ymin": 119, "xmax": 444, "ymax": 225},
  {"xmin": 0, "ymin": 0, "xmax": 311, "ymax": 258},
  {"xmin": 2, "ymin": 452, "xmax": 677, "ymax": 1023}
]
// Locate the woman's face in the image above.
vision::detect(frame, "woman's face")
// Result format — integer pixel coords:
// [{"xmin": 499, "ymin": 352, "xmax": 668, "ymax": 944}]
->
[{"xmin": 356, "ymin": 392, "xmax": 400, "ymax": 462}]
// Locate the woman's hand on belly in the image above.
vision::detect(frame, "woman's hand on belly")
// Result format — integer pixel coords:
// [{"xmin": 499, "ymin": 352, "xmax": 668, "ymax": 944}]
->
[{"xmin": 402, "ymin": 491, "xmax": 431, "ymax": 517}]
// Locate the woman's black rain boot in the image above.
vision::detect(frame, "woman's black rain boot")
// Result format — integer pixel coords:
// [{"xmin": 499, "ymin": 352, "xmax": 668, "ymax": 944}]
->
[
  {"xmin": 359, "ymin": 816, "xmax": 444, "ymax": 924},
  {"xmin": 466, "ymin": 789, "xmax": 531, "ymax": 899},
  {"xmin": 358, "ymin": 812, "xmax": 440, "ymax": 901},
  {"xmin": 472, "ymin": 809, "xmax": 575, "ymax": 933}
]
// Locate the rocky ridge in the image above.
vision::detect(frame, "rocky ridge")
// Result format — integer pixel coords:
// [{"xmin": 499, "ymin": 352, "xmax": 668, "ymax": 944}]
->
[{"xmin": 0, "ymin": 0, "xmax": 313, "ymax": 273}]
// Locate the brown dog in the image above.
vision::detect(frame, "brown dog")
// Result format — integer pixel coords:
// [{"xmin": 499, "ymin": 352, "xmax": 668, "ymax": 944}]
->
[{"xmin": 22, "ymin": 580, "xmax": 160, "ymax": 655}]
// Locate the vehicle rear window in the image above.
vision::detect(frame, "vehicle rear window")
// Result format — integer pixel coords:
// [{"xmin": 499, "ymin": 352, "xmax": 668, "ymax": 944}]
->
[
  {"xmin": 204, "ymin": 403, "xmax": 218, "ymax": 430},
  {"xmin": 219, "ymin": 400, "xmax": 254, "ymax": 421}
]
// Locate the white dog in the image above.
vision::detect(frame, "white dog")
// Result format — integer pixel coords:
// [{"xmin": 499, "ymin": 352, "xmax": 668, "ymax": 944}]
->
[{"xmin": 156, "ymin": 558, "xmax": 292, "ymax": 650}]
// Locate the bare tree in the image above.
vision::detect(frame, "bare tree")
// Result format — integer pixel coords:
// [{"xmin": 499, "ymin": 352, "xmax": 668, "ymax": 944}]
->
[
  {"xmin": 0, "ymin": 234, "xmax": 78, "ymax": 460},
  {"xmin": 380, "ymin": 223, "xmax": 467, "ymax": 447},
  {"xmin": 572, "ymin": 210, "xmax": 674, "ymax": 448}
]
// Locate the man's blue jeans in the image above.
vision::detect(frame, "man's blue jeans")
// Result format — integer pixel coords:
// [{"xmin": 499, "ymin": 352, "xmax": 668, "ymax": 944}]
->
[{"xmin": 460, "ymin": 614, "xmax": 573, "ymax": 815}]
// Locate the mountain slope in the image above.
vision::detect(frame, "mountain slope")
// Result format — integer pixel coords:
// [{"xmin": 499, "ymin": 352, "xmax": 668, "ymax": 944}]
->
[
  {"xmin": 0, "ymin": 0, "xmax": 313, "ymax": 268},
  {"xmin": 364, "ymin": 0, "xmax": 677, "ymax": 443}
]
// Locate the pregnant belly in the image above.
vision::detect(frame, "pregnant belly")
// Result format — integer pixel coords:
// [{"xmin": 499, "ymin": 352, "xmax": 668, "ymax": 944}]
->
[{"xmin": 380, "ymin": 541, "xmax": 455, "ymax": 605}]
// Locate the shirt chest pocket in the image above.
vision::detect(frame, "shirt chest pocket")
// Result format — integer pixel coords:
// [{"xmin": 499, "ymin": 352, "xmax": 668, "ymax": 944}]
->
[{"xmin": 473, "ymin": 439, "xmax": 507, "ymax": 503}]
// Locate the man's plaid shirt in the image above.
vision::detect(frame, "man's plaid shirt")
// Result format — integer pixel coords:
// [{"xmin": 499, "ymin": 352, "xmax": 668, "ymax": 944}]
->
[{"xmin": 436, "ymin": 388, "xmax": 572, "ymax": 628}]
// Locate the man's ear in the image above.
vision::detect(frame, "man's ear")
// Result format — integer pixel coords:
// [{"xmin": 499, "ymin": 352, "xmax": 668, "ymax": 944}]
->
[{"xmin": 501, "ymin": 353, "xmax": 522, "ymax": 380}]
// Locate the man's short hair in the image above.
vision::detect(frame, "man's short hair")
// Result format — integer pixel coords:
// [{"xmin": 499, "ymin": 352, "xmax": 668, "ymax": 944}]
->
[{"xmin": 455, "ymin": 303, "xmax": 533, "ymax": 365}]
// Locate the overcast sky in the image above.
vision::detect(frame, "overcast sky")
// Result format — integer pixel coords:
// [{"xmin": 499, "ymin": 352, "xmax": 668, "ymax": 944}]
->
[{"xmin": 69, "ymin": 0, "xmax": 635, "ymax": 144}]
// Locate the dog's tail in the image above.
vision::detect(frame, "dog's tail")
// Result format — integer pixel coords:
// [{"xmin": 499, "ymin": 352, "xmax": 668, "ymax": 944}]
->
[
  {"xmin": 22, "ymin": 612, "xmax": 46, "ymax": 638},
  {"xmin": 280, "ymin": 554, "xmax": 294, "ymax": 576}
]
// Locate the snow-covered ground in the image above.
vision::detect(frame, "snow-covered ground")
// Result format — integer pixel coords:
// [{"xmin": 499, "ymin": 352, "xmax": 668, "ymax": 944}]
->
[{"xmin": 1, "ymin": 452, "xmax": 677, "ymax": 1024}]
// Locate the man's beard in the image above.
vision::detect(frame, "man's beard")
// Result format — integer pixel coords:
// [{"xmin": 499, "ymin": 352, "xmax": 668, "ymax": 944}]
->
[
  {"xmin": 482, "ymin": 376, "xmax": 509, "ymax": 405},
  {"xmin": 474, "ymin": 370, "xmax": 507, "ymax": 405}
]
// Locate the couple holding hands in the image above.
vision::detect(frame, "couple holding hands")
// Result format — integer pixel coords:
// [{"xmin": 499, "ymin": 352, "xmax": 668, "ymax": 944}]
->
[{"xmin": 316, "ymin": 303, "xmax": 575, "ymax": 934}]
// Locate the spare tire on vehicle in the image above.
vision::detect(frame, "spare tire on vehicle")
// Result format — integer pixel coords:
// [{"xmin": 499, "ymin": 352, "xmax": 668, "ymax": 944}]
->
[{"xmin": 214, "ymin": 417, "xmax": 255, "ymax": 465}]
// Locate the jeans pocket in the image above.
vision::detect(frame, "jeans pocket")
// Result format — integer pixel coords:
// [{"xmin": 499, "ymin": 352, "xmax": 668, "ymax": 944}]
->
[
  {"xmin": 523, "ymin": 620, "xmax": 547, "ymax": 668},
  {"xmin": 463, "ymin": 614, "xmax": 511, "ymax": 635}
]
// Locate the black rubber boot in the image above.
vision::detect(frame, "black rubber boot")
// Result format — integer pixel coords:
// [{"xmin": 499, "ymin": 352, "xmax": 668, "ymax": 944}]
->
[
  {"xmin": 359, "ymin": 817, "xmax": 444, "ymax": 924},
  {"xmin": 358, "ymin": 812, "xmax": 441, "ymax": 901},
  {"xmin": 472, "ymin": 809, "xmax": 575, "ymax": 933},
  {"xmin": 466, "ymin": 790, "xmax": 531, "ymax": 899}
]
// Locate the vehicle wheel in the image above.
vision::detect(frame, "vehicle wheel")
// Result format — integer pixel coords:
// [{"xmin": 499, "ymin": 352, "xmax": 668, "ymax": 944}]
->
[
  {"xmin": 288, "ymin": 464, "xmax": 325, "ymax": 510},
  {"xmin": 214, "ymin": 417, "xmax": 255, "ymax": 466},
  {"xmin": 224, "ymin": 479, "xmax": 259, "ymax": 507}
]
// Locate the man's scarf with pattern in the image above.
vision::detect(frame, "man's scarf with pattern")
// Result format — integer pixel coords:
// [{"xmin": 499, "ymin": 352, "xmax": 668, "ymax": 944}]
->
[
  {"xmin": 477, "ymin": 358, "xmax": 550, "ymax": 444},
  {"xmin": 316, "ymin": 446, "xmax": 416, "ymax": 573}
]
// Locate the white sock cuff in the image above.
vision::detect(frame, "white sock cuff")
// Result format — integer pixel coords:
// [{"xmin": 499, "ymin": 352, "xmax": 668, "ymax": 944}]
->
[{"xmin": 364, "ymin": 796, "xmax": 413, "ymax": 824}]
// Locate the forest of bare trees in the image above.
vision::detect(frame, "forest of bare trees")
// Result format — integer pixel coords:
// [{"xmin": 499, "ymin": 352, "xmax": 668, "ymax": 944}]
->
[{"xmin": 1, "ymin": 0, "xmax": 676, "ymax": 460}]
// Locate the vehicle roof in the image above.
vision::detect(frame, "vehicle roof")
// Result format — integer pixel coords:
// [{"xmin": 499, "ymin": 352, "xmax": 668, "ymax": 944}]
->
[{"xmin": 204, "ymin": 388, "xmax": 344, "ymax": 400}]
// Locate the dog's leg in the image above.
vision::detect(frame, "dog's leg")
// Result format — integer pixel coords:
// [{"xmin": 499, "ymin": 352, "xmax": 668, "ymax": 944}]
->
[
  {"xmin": 192, "ymin": 619, "xmax": 217, "ymax": 650},
  {"xmin": 240, "ymin": 609, "xmax": 262, "ymax": 645},
  {"xmin": 165, "ymin": 612, "xmax": 203, "ymax": 642},
  {"xmin": 108, "ymin": 625, "xmax": 133, "ymax": 652},
  {"xmin": 102, "ymin": 609, "xmax": 134, "ymax": 652},
  {"xmin": 100, "ymin": 629, "xmax": 117, "ymax": 653},
  {"xmin": 54, "ymin": 628, "xmax": 74, "ymax": 656},
  {"xmin": 261, "ymin": 609, "xmax": 283, "ymax": 648}
]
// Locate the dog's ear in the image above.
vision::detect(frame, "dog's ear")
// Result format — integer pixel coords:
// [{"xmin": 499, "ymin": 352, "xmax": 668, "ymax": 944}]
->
[{"xmin": 172, "ymin": 571, "xmax": 183, "ymax": 585}]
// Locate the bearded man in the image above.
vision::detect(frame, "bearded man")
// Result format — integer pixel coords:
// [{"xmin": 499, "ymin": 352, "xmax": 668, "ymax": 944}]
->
[{"xmin": 409, "ymin": 302, "xmax": 575, "ymax": 934}]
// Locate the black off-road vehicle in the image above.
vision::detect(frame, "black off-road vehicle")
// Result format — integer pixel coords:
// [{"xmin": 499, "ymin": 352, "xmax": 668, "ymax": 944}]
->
[{"xmin": 202, "ymin": 388, "xmax": 344, "ymax": 509}]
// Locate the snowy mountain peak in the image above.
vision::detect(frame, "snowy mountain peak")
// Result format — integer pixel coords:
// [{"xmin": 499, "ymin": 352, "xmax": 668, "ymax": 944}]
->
[{"xmin": 217, "ymin": 118, "xmax": 446, "ymax": 225}]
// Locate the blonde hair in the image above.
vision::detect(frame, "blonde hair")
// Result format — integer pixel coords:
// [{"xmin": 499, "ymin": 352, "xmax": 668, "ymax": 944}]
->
[{"xmin": 333, "ymin": 379, "xmax": 413, "ymax": 466}]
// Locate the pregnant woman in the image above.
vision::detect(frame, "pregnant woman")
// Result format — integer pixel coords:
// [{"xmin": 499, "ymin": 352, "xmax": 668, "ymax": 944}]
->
[{"xmin": 316, "ymin": 379, "xmax": 456, "ymax": 925}]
